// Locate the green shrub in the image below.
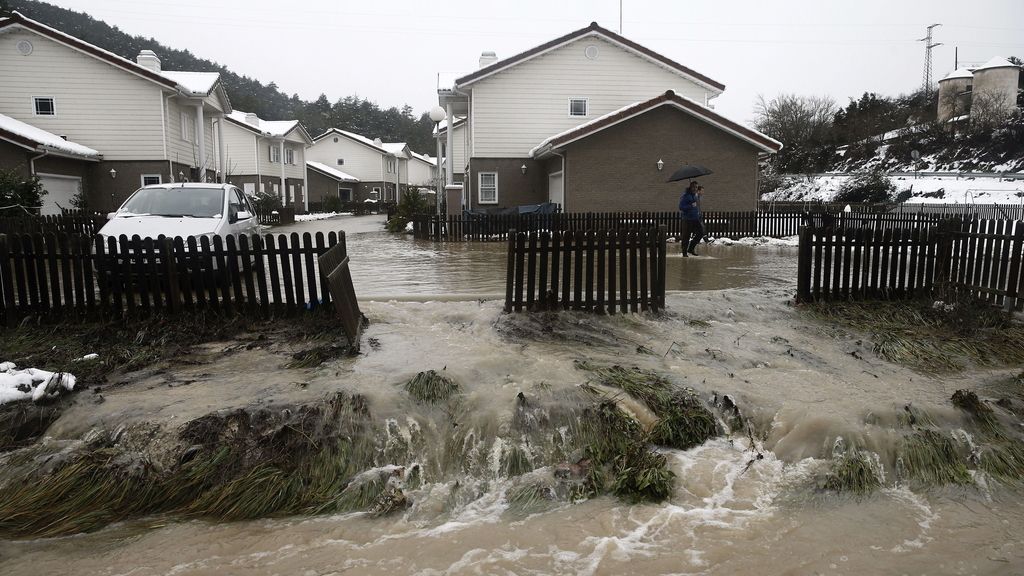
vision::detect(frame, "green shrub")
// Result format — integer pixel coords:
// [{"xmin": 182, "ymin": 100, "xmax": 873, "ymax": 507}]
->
[
  {"xmin": 834, "ymin": 167, "xmax": 895, "ymax": 203},
  {"xmin": 0, "ymin": 168, "xmax": 45, "ymax": 211}
]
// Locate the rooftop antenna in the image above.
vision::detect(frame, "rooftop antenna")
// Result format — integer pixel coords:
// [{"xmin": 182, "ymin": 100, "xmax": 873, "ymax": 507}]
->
[
  {"xmin": 918, "ymin": 23, "xmax": 942, "ymax": 96},
  {"xmin": 619, "ymin": 0, "xmax": 623, "ymax": 34}
]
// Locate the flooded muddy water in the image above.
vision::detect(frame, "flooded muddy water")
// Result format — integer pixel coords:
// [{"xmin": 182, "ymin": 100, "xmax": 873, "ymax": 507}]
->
[
  {"xmin": 1, "ymin": 216, "xmax": 1022, "ymax": 575},
  {"xmin": 275, "ymin": 215, "xmax": 798, "ymax": 298}
]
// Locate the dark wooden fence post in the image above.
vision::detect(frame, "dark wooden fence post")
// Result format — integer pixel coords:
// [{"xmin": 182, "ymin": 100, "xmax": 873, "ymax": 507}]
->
[
  {"xmin": 1004, "ymin": 225, "xmax": 1024, "ymax": 312},
  {"xmin": 797, "ymin": 226, "xmax": 813, "ymax": 303}
]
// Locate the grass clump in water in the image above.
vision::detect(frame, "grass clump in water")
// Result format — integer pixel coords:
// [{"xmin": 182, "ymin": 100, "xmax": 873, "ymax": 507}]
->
[
  {"xmin": 897, "ymin": 429, "xmax": 973, "ymax": 487},
  {"xmin": 951, "ymin": 389, "xmax": 1001, "ymax": 435},
  {"xmin": 819, "ymin": 450, "xmax": 883, "ymax": 495},
  {"xmin": 581, "ymin": 364, "xmax": 719, "ymax": 450},
  {"xmin": 501, "ymin": 444, "xmax": 533, "ymax": 477},
  {"xmin": 505, "ymin": 481, "xmax": 556, "ymax": 513},
  {"xmin": 403, "ymin": 370, "xmax": 460, "ymax": 404},
  {"xmin": 805, "ymin": 299, "xmax": 1024, "ymax": 373},
  {"xmin": 611, "ymin": 444, "xmax": 674, "ymax": 503}
]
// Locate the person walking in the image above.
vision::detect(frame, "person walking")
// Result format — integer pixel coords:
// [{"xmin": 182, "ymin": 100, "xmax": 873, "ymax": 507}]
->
[{"xmin": 679, "ymin": 181, "xmax": 705, "ymax": 256}]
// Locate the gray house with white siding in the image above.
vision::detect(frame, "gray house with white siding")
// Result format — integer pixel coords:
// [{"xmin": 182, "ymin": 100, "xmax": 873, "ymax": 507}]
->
[
  {"xmin": 0, "ymin": 11, "xmax": 232, "ymax": 211},
  {"xmin": 437, "ymin": 22, "xmax": 780, "ymax": 213},
  {"xmin": 222, "ymin": 110, "xmax": 312, "ymax": 210}
]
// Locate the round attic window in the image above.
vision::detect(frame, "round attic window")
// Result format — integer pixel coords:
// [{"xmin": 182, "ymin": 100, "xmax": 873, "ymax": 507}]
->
[
  {"xmin": 333, "ymin": 137, "xmax": 339, "ymax": 143},
  {"xmin": 16, "ymin": 40, "xmax": 33, "ymax": 56},
  {"xmin": 584, "ymin": 45, "xmax": 599, "ymax": 60}
]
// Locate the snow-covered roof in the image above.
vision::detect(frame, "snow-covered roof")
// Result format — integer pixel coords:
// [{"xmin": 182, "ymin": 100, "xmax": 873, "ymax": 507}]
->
[
  {"xmin": 410, "ymin": 152, "xmax": 437, "ymax": 165},
  {"xmin": 307, "ymin": 161, "xmax": 359, "ymax": 182},
  {"xmin": 530, "ymin": 90, "xmax": 782, "ymax": 157},
  {"xmin": 382, "ymin": 142, "xmax": 410, "ymax": 157},
  {"xmin": 975, "ymin": 57, "xmax": 1019, "ymax": 72},
  {"xmin": 940, "ymin": 68, "xmax": 974, "ymax": 81},
  {"xmin": 0, "ymin": 113, "xmax": 101, "ymax": 159},
  {"xmin": 434, "ymin": 117, "xmax": 467, "ymax": 135},
  {"xmin": 314, "ymin": 128, "xmax": 389, "ymax": 154},
  {"xmin": 226, "ymin": 110, "xmax": 300, "ymax": 138},
  {"xmin": 161, "ymin": 71, "xmax": 221, "ymax": 95}
]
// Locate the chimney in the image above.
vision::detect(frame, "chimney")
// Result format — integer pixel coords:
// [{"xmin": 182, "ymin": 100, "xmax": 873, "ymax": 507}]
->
[
  {"xmin": 136, "ymin": 49, "xmax": 161, "ymax": 72},
  {"xmin": 373, "ymin": 138, "xmax": 383, "ymax": 147},
  {"xmin": 244, "ymin": 112, "xmax": 260, "ymax": 127},
  {"xmin": 478, "ymin": 51, "xmax": 497, "ymax": 69}
]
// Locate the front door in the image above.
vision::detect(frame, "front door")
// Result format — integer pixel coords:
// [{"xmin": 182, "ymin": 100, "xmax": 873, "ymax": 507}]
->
[{"xmin": 548, "ymin": 172, "xmax": 564, "ymax": 210}]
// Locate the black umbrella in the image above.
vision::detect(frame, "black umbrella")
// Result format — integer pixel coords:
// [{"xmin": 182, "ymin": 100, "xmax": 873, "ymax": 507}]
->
[{"xmin": 666, "ymin": 164, "xmax": 713, "ymax": 183}]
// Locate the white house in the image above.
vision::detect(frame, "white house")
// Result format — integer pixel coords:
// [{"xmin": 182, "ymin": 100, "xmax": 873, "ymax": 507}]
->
[
  {"xmin": 0, "ymin": 11, "xmax": 234, "ymax": 212},
  {"xmin": 222, "ymin": 109, "xmax": 313, "ymax": 210},
  {"xmin": 408, "ymin": 152, "xmax": 438, "ymax": 187},
  {"xmin": 436, "ymin": 22, "xmax": 779, "ymax": 213},
  {"xmin": 306, "ymin": 129, "xmax": 408, "ymax": 203}
]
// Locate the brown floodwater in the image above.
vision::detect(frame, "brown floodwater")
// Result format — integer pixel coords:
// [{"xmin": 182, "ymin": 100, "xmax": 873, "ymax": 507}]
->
[{"xmin": 1, "ymin": 217, "xmax": 1021, "ymax": 575}]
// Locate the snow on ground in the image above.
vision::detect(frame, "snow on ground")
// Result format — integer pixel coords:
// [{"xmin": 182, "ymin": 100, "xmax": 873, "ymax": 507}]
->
[
  {"xmin": 766, "ymin": 174, "xmax": 1024, "ymax": 205},
  {"xmin": 0, "ymin": 362, "xmax": 76, "ymax": 405},
  {"xmin": 708, "ymin": 235, "xmax": 800, "ymax": 247},
  {"xmin": 294, "ymin": 212, "xmax": 353, "ymax": 223}
]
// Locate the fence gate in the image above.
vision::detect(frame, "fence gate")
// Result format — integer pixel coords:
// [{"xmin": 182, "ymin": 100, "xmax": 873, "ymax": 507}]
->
[{"xmin": 504, "ymin": 227, "xmax": 667, "ymax": 314}]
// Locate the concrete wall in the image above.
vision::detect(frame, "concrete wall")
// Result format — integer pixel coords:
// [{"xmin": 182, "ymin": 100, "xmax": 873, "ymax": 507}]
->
[
  {"xmin": 937, "ymin": 77, "xmax": 972, "ymax": 122},
  {"xmin": 562, "ymin": 105, "xmax": 759, "ymax": 212},
  {"xmin": 972, "ymin": 66, "xmax": 1020, "ymax": 118}
]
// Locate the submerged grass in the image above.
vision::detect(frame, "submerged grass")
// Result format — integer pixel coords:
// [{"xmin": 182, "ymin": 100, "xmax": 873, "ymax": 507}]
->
[
  {"xmin": 0, "ymin": 391, "xmax": 381, "ymax": 538},
  {"xmin": 403, "ymin": 370, "xmax": 460, "ymax": 404},
  {"xmin": 580, "ymin": 364, "xmax": 719, "ymax": 450},
  {"xmin": 805, "ymin": 299, "xmax": 1024, "ymax": 373},
  {"xmin": 898, "ymin": 429, "xmax": 973, "ymax": 487},
  {"xmin": 819, "ymin": 450, "xmax": 883, "ymax": 494}
]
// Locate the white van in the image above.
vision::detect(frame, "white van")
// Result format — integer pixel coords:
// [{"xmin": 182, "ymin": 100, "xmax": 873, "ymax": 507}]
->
[{"xmin": 98, "ymin": 183, "xmax": 261, "ymax": 241}]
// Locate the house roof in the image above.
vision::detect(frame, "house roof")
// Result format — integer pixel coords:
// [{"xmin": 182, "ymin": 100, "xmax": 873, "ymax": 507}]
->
[
  {"xmin": 307, "ymin": 161, "xmax": 360, "ymax": 182},
  {"xmin": 313, "ymin": 128, "xmax": 390, "ymax": 154},
  {"xmin": 382, "ymin": 142, "xmax": 411, "ymax": 158},
  {"xmin": 0, "ymin": 113, "xmax": 102, "ymax": 160},
  {"xmin": 453, "ymin": 22, "xmax": 725, "ymax": 94},
  {"xmin": 0, "ymin": 12, "xmax": 230, "ymax": 110},
  {"xmin": 225, "ymin": 110, "xmax": 311, "ymax": 143},
  {"xmin": 434, "ymin": 116, "xmax": 467, "ymax": 136},
  {"xmin": 529, "ymin": 90, "xmax": 782, "ymax": 158},
  {"xmin": 410, "ymin": 152, "xmax": 437, "ymax": 166},
  {"xmin": 975, "ymin": 56, "xmax": 1019, "ymax": 72},
  {"xmin": 161, "ymin": 71, "xmax": 221, "ymax": 95}
]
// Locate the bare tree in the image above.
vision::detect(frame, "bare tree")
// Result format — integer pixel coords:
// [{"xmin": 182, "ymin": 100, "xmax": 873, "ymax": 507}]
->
[{"xmin": 753, "ymin": 94, "xmax": 837, "ymax": 173}]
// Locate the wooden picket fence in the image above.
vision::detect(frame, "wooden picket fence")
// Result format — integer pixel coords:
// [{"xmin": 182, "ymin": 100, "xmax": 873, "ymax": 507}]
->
[
  {"xmin": 414, "ymin": 210, "xmax": 955, "ymax": 242},
  {"xmin": 255, "ymin": 205, "xmax": 296, "ymax": 226},
  {"xmin": 0, "ymin": 230, "xmax": 351, "ymax": 325},
  {"xmin": 0, "ymin": 212, "xmax": 107, "ymax": 237},
  {"xmin": 762, "ymin": 202, "xmax": 1024, "ymax": 220},
  {"xmin": 796, "ymin": 218, "xmax": 1024, "ymax": 311},
  {"xmin": 317, "ymin": 241, "xmax": 364, "ymax": 348},
  {"xmin": 504, "ymin": 227, "xmax": 667, "ymax": 314}
]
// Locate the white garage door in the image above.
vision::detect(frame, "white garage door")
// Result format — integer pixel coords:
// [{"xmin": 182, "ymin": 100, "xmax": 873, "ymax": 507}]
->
[{"xmin": 38, "ymin": 174, "xmax": 82, "ymax": 216}]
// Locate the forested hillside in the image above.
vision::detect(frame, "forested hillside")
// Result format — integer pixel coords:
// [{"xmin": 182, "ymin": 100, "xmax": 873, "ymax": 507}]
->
[{"xmin": 1, "ymin": 0, "xmax": 437, "ymax": 153}]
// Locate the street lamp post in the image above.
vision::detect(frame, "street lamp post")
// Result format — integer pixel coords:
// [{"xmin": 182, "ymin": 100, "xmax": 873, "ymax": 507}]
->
[{"xmin": 429, "ymin": 105, "xmax": 446, "ymax": 215}]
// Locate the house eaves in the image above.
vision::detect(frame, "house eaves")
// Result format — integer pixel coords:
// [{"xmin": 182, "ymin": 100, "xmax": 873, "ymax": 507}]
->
[
  {"xmin": 530, "ymin": 90, "xmax": 781, "ymax": 158},
  {"xmin": 454, "ymin": 22, "xmax": 726, "ymax": 95},
  {"xmin": 313, "ymin": 128, "xmax": 390, "ymax": 155}
]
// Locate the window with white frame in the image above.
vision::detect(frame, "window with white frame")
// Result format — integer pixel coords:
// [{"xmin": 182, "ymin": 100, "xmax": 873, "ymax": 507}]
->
[
  {"xmin": 33, "ymin": 97, "xmax": 55, "ymax": 116},
  {"xmin": 568, "ymin": 98, "xmax": 589, "ymax": 117},
  {"xmin": 386, "ymin": 158, "xmax": 396, "ymax": 174},
  {"xmin": 141, "ymin": 174, "xmax": 162, "ymax": 186},
  {"xmin": 269, "ymin": 145, "xmax": 280, "ymax": 163},
  {"xmin": 336, "ymin": 158, "xmax": 345, "ymax": 166},
  {"xmin": 285, "ymin": 148, "xmax": 295, "ymax": 165},
  {"xmin": 370, "ymin": 187, "xmax": 381, "ymax": 201},
  {"xmin": 339, "ymin": 186, "xmax": 353, "ymax": 202},
  {"xmin": 478, "ymin": 172, "xmax": 498, "ymax": 204},
  {"xmin": 180, "ymin": 111, "xmax": 193, "ymax": 142}
]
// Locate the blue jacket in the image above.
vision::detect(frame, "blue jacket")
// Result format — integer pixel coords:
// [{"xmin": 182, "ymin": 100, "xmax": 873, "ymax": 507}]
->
[{"xmin": 679, "ymin": 191, "xmax": 701, "ymax": 221}]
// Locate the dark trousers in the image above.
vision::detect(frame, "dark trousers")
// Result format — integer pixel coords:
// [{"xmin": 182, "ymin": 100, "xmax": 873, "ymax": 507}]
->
[{"xmin": 685, "ymin": 219, "xmax": 705, "ymax": 253}]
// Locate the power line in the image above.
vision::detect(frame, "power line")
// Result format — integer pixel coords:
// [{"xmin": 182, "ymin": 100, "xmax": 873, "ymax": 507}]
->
[{"xmin": 918, "ymin": 23, "xmax": 942, "ymax": 96}]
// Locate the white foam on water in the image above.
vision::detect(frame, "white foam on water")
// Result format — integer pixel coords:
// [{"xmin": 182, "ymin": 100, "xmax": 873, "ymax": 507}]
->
[{"xmin": 886, "ymin": 485, "xmax": 940, "ymax": 552}]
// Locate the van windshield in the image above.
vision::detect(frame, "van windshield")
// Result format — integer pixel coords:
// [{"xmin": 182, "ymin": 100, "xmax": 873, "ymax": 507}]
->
[{"xmin": 118, "ymin": 188, "xmax": 225, "ymax": 218}]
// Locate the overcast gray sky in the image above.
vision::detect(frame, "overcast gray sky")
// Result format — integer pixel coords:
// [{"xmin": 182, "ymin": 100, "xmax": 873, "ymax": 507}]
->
[{"xmin": 48, "ymin": 0, "xmax": 1024, "ymax": 124}]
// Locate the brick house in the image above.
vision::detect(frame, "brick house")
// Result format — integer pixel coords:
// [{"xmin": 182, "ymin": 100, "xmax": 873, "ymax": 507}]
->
[{"xmin": 436, "ymin": 22, "xmax": 781, "ymax": 213}]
